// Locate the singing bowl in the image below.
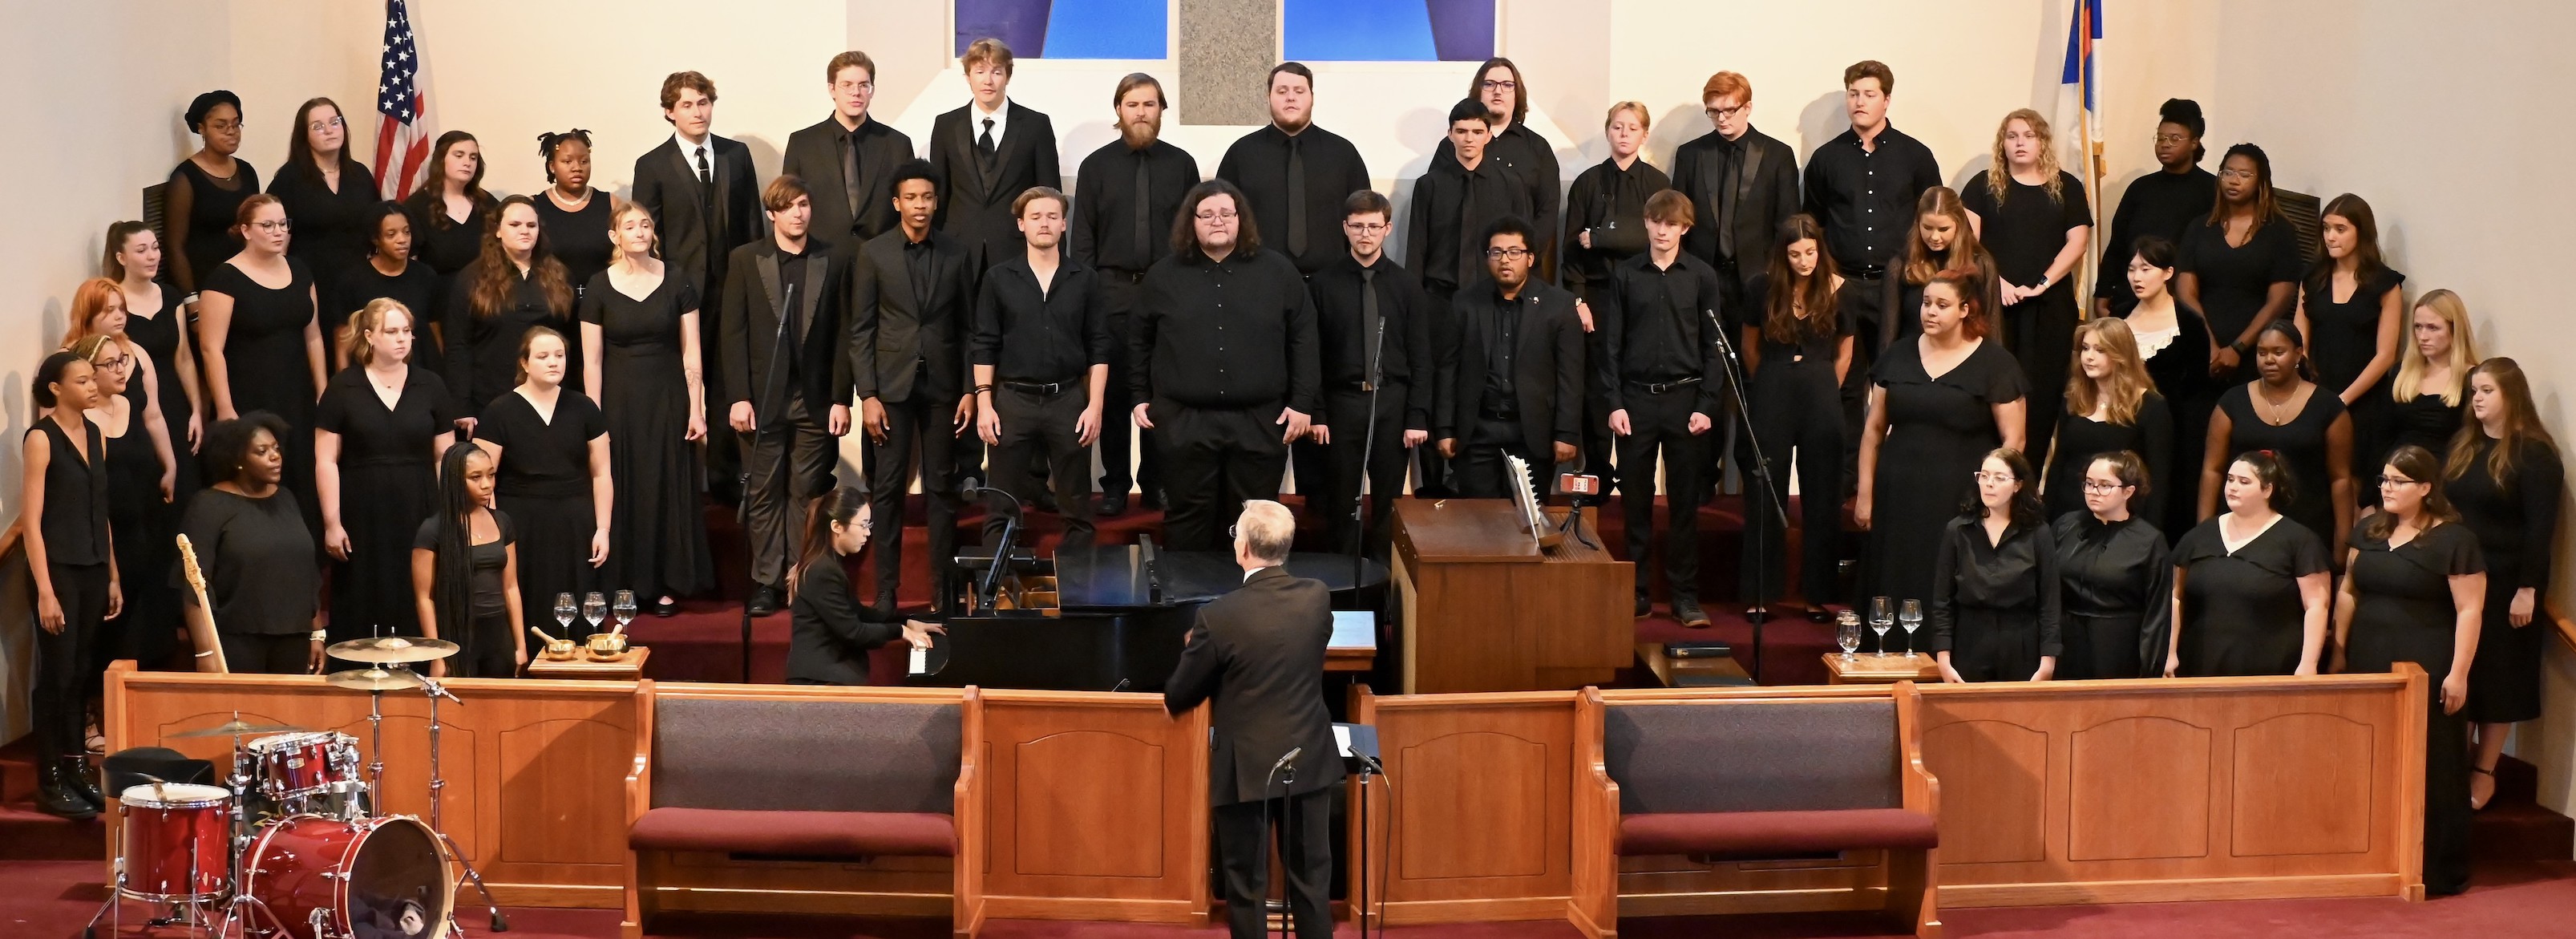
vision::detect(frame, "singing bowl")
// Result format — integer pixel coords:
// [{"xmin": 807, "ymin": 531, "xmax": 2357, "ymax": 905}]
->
[
  {"xmin": 584, "ymin": 633, "xmax": 629, "ymax": 659},
  {"xmin": 541, "ymin": 638, "xmax": 579, "ymax": 661}
]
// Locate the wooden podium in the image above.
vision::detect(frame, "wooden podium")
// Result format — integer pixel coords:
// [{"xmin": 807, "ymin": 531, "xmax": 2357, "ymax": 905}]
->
[{"xmin": 1389, "ymin": 500, "xmax": 1632, "ymax": 693}]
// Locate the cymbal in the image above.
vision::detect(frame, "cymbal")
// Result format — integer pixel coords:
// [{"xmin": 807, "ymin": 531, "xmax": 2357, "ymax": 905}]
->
[
  {"xmin": 323, "ymin": 667, "xmax": 425, "ymax": 691},
  {"xmin": 326, "ymin": 635, "xmax": 459, "ymax": 664},
  {"xmin": 170, "ymin": 718, "xmax": 310, "ymax": 739}
]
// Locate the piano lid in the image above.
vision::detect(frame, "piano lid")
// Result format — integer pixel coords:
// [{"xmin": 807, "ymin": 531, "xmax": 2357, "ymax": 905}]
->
[{"xmin": 1052, "ymin": 545, "xmax": 1389, "ymax": 608}]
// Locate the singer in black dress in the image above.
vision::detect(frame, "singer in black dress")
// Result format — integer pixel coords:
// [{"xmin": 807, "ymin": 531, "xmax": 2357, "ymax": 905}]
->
[
  {"xmin": 2042, "ymin": 320, "xmax": 2174, "ymax": 524},
  {"xmin": 443, "ymin": 199, "xmax": 580, "ymax": 419},
  {"xmin": 84, "ymin": 341, "xmax": 180, "ymax": 670},
  {"xmin": 475, "ymin": 381, "xmax": 608, "ymax": 640},
  {"xmin": 580, "ymin": 269, "xmax": 712, "ymax": 608},
  {"xmin": 1861, "ymin": 275, "xmax": 2027, "ymax": 609},
  {"xmin": 2339, "ymin": 507, "xmax": 2482, "ymax": 897},
  {"xmin": 1740, "ymin": 260, "xmax": 1861, "ymax": 610},
  {"xmin": 315, "ymin": 347, "xmax": 457, "ymax": 648},
  {"xmin": 2173, "ymin": 515, "xmax": 2329, "ymax": 677},
  {"xmin": 2303, "ymin": 268, "xmax": 2404, "ymax": 472},
  {"xmin": 201, "ymin": 258, "xmax": 324, "ymax": 538},
  {"xmin": 330, "ymin": 204, "xmax": 443, "ymax": 358},
  {"xmin": 168, "ymin": 162, "xmax": 260, "ymax": 295},
  {"xmin": 1961, "ymin": 157, "xmax": 2090, "ymax": 467}
]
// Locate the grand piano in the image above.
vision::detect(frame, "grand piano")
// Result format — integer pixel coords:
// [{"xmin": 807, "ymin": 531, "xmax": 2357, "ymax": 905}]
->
[{"xmin": 908, "ymin": 537, "xmax": 1387, "ymax": 692}]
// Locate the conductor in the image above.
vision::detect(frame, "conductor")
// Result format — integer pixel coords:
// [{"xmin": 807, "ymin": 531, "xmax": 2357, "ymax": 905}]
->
[{"xmin": 1163, "ymin": 500, "xmax": 1336, "ymax": 939}]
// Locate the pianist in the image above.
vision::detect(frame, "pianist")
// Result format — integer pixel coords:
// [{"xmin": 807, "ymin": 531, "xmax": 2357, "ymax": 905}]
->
[
  {"xmin": 1163, "ymin": 500, "xmax": 1337, "ymax": 938},
  {"xmin": 785, "ymin": 488, "xmax": 944, "ymax": 685}
]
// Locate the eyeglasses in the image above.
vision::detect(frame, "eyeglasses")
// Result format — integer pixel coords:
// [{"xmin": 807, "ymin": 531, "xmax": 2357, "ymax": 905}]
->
[
  {"xmin": 2154, "ymin": 132, "xmax": 2193, "ymax": 145},
  {"xmin": 1479, "ymin": 79, "xmax": 1518, "ymax": 92},
  {"xmin": 1227, "ymin": 524, "xmax": 1238, "ymax": 539},
  {"xmin": 248, "ymin": 219, "xmax": 293, "ymax": 233},
  {"xmin": 2218, "ymin": 168, "xmax": 2257, "ymax": 180},
  {"xmin": 1195, "ymin": 208, "xmax": 1239, "ymax": 221},
  {"xmin": 2081, "ymin": 480, "xmax": 2129, "ymax": 493},
  {"xmin": 1343, "ymin": 221, "xmax": 1389, "ymax": 235},
  {"xmin": 203, "ymin": 119, "xmax": 242, "ymax": 132},
  {"xmin": 1973, "ymin": 471, "xmax": 2020, "ymax": 484},
  {"xmin": 1484, "ymin": 246, "xmax": 1531, "ymax": 259},
  {"xmin": 308, "ymin": 115, "xmax": 345, "ymax": 132},
  {"xmin": 2376, "ymin": 475, "xmax": 2424, "ymax": 488},
  {"xmin": 1705, "ymin": 103, "xmax": 1748, "ymax": 121},
  {"xmin": 836, "ymin": 81, "xmax": 876, "ymax": 93}
]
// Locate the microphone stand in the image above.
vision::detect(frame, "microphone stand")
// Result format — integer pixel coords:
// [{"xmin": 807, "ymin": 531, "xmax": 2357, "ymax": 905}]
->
[
  {"xmin": 738, "ymin": 282, "xmax": 795, "ymax": 683},
  {"xmin": 1263, "ymin": 747, "xmax": 1301, "ymax": 939},
  {"xmin": 1349, "ymin": 310, "xmax": 1390, "ymax": 589},
  {"xmin": 1705, "ymin": 309, "xmax": 1785, "ymax": 682},
  {"xmin": 960, "ymin": 484, "xmax": 1025, "ymax": 611}
]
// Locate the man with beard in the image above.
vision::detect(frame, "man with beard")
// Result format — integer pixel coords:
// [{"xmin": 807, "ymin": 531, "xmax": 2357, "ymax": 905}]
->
[
  {"xmin": 1433, "ymin": 58, "xmax": 1563, "ymax": 283},
  {"xmin": 1215, "ymin": 63, "xmax": 1372, "ymax": 277},
  {"xmin": 1435, "ymin": 217, "xmax": 1583, "ymax": 500},
  {"xmin": 1132, "ymin": 180, "xmax": 1320, "ymax": 551},
  {"xmin": 783, "ymin": 51, "xmax": 916, "ymax": 248},
  {"xmin": 1071, "ymin": 73, "xmax": 1198, "ymax": 515}
]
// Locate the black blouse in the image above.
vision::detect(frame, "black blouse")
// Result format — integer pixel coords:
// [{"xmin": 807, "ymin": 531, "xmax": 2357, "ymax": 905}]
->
[
  {"xmin": 2447, "ymin": 435, "xmax": 2562, "ymax": 590},
  {"xmin": 534, "ymin": 192, "xmax": 616, "ymax": 299},
  {"xmin": 473, "ymin": 390, "xmax": 605, "ymax": 499},
  {"xmin": 413, "ymin": 510, "xmax": 518, "ymax": 621},
  {"xmin": 2383, "ymin": 391, "xmax": 2465, "ymax": 459},
  {"xmin": 2119, "ymin": 302, "xmax": 2213, "ymax": 405},
  {"xmin": 443, "ymin": 261, "xmax": 578, "ymax": 415},
  {"xmin": 28, "ymin": 420, "xmax": 110, "ymax": 567},
  {"xmin": 1745, "ymin": 273, "xmax": 1862, "ymax": 365},
  {"xmin": 315, "ymin": 366, "xmax": 459, "ymax": 467},
  {"xmin": 331, "ymin": 259, "xmax": 443, "ymax": 343},
  {"xmin": 1961, "ymin": 170, "xmax": 2092, "ymax": 291},
  {"xmin": 269, "ymin": 159, "xmax": 381, "ymax": 290},
  {"xmin": 2302, "ymin": 269, "xmax": 2404, "ymax": 399},
  {"xmin": 404, "ymin": 192, "xmax": 495, "ymax": 277},
  {"xmin": 1930, "ymin": 516, "xmax": 2064, "ymax": 657},
  {"xmin": 2177, "ymin": 214, "xmax": 2303, "ymax": 346},
  {"xmin": 2044, "ymin": 391, "xmax": 2174, "ymax": 523},
  {"xmin": 173, "ymin": 488, "xmax": 318, "ymax": 634},
  {"xmin": 2051, "ymin": 511, "xmax": 2174, "ymax": 674}
]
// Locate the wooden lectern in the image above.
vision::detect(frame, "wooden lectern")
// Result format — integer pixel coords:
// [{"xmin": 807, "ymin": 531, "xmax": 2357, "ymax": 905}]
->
[{"xmin": 1389, "ymin": 500, "xmax": 1632, "ymax": 693}]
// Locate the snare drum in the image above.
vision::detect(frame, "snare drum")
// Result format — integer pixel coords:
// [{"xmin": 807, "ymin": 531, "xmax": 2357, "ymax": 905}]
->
[
  {"xmin": 118, "ymin": 783, "xmax": 233, "ymax": 901},
  {"xmin": 243, "ymin": 814, "xmax": 454, "ymax": 939},
  {"xmin": 245, "ymin": 731, "xmax": 361, "ymax": 801}
]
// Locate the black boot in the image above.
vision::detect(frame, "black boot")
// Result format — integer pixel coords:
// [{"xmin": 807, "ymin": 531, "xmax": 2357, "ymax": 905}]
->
[
  {"xmin": 37, "ymin": 759, "xmax": 98, "ymax": 820},
  {"xmin": 69, "ymin": 758, "xmax": 106, "ymax": 811}
]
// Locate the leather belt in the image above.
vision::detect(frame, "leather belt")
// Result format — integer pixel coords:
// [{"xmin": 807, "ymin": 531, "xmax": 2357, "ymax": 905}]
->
[
  {"xmin": 1630, "ymin": 377, "xmax": 1703, "ymax": 395},
  {"xmin": 1002, "ymin": 379, "xmax": 1079, "ymax": 395}
]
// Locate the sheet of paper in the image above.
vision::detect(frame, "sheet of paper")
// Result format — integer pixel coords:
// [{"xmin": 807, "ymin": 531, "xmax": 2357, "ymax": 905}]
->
[
  {"xmin": 1333, "ymin": 725, "xmax": 1354, "ymax": 757},
  {"xmin": 1330, "ymin": 610, "xmax": 1377, "ymax": 650},
  {"xmin": 908, "ymin": 646, "xmax": 929, "ymax": 676}
]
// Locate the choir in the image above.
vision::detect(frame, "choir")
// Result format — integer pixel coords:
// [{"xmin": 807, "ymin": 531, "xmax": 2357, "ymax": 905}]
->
[{"xmin": 17, "ymin": 47, "xmax": 2559, "ymax": 895}]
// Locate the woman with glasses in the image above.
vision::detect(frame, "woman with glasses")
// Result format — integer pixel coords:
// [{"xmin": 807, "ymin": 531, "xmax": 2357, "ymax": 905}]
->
[
  {"xmin": 2171, "ymin": 451, "xmax": 2331, "ymax": 677},
  {"xmin": 2447, "ymin": 358, "xmax": 2560, "ymax": 809},
  {"xmin": 2051, "ymin": 451, "xmax": 2170, "ymax": 679},
  {"xmin": 198, "ymin": 194, "xmax": 329, "ymax": 539},
  {"xmin": 2178, "ymin": 144, "xmax": 2302, "ymax": 384},
  {"xmin": 786, "ymin": 488, "xmax": 943, "ymax": 686},
  {"xmin": 268, "ymin": 98, "xmax": 378, "ymax": 302},
  {"xmin": 164, "ymin": 91, "xmax": 258, "ymax": 300},
  {"xmin": 2202, "ymin": 320, "xmax": 2354, "ymax": 562},
  {"xmin": 1929, "ymin": 448, "xmax": 2059, "ymax": 682},
  {"xmin": 2335, "ymin": 444, "xmax": 2483, "ymax": 895}
]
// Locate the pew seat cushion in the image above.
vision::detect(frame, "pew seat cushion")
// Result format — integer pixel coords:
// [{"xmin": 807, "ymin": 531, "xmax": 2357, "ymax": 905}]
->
[
  {"xmin": 1617, "ymin": 808, "xmax": 1937, "ymax": 857},
  {"xmin": 629, "ymin": 807, "xmax": 956, "ymax": 857}
]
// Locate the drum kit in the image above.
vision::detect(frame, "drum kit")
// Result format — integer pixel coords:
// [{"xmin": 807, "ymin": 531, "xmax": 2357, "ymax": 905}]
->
[{"xmin": 87, "ymin": 637, "xmax": 505, "ymax": 939}]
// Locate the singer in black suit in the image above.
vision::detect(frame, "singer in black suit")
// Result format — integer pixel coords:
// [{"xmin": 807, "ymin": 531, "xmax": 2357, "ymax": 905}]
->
[
  {"xmin": 721, "ymin": 177, "xmax": 854, "ymax": 617},
  {"xmin": 852, "ymin": 160, "xmax": 978, "ymax": 615},
  {"xmin": 1672, "ymin": 71, "xmax": 1802, "ymax": 301},
  {"xmin": 1435, "ymin": 217, "xmax": 1585, "ymax": 500},
  {"xmin": 636, "ymin": 71, "xmax": 764, "ymax": 494},
  {"xmin": 1070, "ymin": 73, "xmax": 1199, "ymax": 514},
  {"xmin": 783, "ymin": 51, "xmax": 916, "ymax": 249},
  {"xmin": 928, "ymin": 38, "xmax": 1062, "ymax": 273},
  {"xmin": 1295, "ymin": 190, "xmax": 1432, "ymax": 557},
  {"xmin": 1164, "ymin": 500, "xmax": 1337, "ymax": 939}
]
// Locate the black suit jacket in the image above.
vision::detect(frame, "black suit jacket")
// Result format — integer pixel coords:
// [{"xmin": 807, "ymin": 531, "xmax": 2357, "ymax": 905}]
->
[
  {"xmin": 1163, "ymin": 566, "xmax": 1338, "ymax": 805},
  {"xmin": 782, "ymin": 115, "xmax": 917, "ymax": 247},
  {"xmin": 927, "ymin": 102, "xmax": 1062, "ymax": 270},
  {"xmin": 850, "ymin": 229, "xmax": 978, "ymax": 405},
  {"xmin": 1437, "ymin": 279, "xmax": 1585, "ymax": 460},
  {"xmin": 633, "ymin": 134, "xmax": 763, "ymax": 291},
  {"xmin": 718, "ymin": 238, "xmax": 855, "ymax": 419},
  {"xmin": 1670, "ymin": 126, "xmax": 1801, "ymax": 280},
  {"xmin": 785, "ymin": 557, "xmax": 900, "ymax": 685}
]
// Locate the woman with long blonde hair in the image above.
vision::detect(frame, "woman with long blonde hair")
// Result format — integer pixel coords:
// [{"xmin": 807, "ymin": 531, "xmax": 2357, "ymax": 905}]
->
[
  {"xmin": 1888, "ymin": 187, "xmax": 1999, "ymax": 349},
  {"xmin": 313, "ymin": 298, "xmax": 459, "ymax": 662},
  {"xmin": 2043, "ymin": 318, "xmax": 2172, "ymax": 523},
  {"xmin": 1963, "ymin": 108, "xmax": 2093, "ymax": 470},
  {"xmin": 2380, "ymin": 289, "xmax": 2480, "ymax": 465}
]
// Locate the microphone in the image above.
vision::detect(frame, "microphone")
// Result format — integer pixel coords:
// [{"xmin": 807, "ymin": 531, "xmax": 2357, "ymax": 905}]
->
[
  {"xmin": 1110, "ymin": 678, "xmax": 1132, "ymax": 693},
  {"xmin": 1271, "ymin": 747, "xmax": 1303, "ymax": 787}
]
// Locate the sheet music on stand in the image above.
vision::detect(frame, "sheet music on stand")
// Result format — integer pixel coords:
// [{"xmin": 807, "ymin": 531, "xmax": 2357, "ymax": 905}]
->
[{"xmin": 1505, "ymin": 454, "xmax": 1555, "ymax": 550}]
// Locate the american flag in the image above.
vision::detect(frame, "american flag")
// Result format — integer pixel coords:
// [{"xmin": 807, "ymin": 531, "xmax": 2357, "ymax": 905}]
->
[{"xmin": 374, "ymin": 0, "xmax": 435, "ymax": 199}]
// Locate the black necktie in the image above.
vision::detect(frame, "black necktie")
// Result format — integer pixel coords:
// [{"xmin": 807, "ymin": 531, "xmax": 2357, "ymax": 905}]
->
[
  {"xmin": 1285, "ymin": 136, "xmax": 1308, "ymax": 257},
  {"xmin": 977, "ymin": 118, "xmax": 997, "ymax": 164},
  {"xmin": 1456, "ymin": 168, "xmax": 1482, "ymax": 287},
  {"xmin": 1716, "ymin": 142, "xmax": 1741, "ymax": 260},
  {"xmin": 842, "ymin": 132, "xmax": 863, "ymax": 223},
  {"xmin": 1133, "ymin": 151, "xmax": 1154, "ymax": 261},
  {"xmin": 1360, "ymin": 267, "xmax": 1383, "ymax": 390},
  {"xmin": 694, "ymin": 144, "xmax": 711, "ymax": 186}
]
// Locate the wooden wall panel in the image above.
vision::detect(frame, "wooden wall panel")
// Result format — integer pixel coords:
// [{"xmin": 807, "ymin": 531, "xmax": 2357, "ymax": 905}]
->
[
  {"xmin": 1353, "ymin": 690, "xmax": 1576, "ymax": 926},
  {"xmin": 2068, "ymin": 717, "xmax": 2210, "ymax": 862},
  {"xmin": 975, "ymin": 690, "xmax": 1210, "ymax": 925},
  {"xmin": 1922, "ymin": 719, "xmax": 2048, "ymax": 865}
]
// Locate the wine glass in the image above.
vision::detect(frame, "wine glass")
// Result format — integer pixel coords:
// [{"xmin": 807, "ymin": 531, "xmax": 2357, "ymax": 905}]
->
[
  {"xmin": 553, "ymin": 593, "xmax": 577, "ymax": 637},
  {"xmin": 1867, "ymin": 597, "xmax": 1894, "ymax": 655},
  {"xmin": 1835, "ymin": 611, "xmax": 1862, "ymax": 662},
  {"xmin": 612, "ymin": 590, "xmax": 637, "ymax": 634},
  {"xmin": 583, "ymin": 592, "xmax": 608, "ymax": 635},
  {"xmin": 1899, "ymin": 599, "xmax": 1924, "ymax": 658}
]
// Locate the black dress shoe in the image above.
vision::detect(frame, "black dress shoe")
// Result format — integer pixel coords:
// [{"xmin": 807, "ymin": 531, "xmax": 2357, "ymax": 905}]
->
[
  {"xmin": 1140, "ymin": 488, "xmax": 1168, "ymax": 512},
  {"xmin": 38, "ymin": 760, "xmax": 98, "ymax": 820},
  {"xmin": 70, "ymin": 759, "xmax": 105, "ymax": 811},
  {"xmin": 1098, "ymin": 492, "xmax": 1130, "ymax": 516},
  {"xmin": 1635, "ymin": 594, "xmax": 1652, "ymax": 618},
  {"xmin": 746, "ymin": 585, "xmax": 780, "ymax": 617},
  {"xmin": 653, "ymin": 597, "xmax": 679, "ymax": 617},
  {"xmin": 1672, "ymin": 598, "xmax": 1713, "ymax": 629}
]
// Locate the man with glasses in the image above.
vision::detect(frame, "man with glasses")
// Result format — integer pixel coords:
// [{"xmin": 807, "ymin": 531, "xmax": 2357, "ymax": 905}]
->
[
  {"xmin": 1435, "ymin": 217, "xmax": 1583, "ymax": 500},
  {"xmin": 1072, "ymin": 73, "xmax": 1199, "ymax": 515},
  {"xmin": 1295, "ymin": 190, "xmax": 1432, "ymax": 557},
  {"xmin": 783, "ymin": 51, "xmax": 916, "ymax": 248},
  {"xmin": 1433, "ymin": 58, "xmax": 1563, "ymax": 283},
  {"xmin": 1672, "ymin": 71, "xmax": 1801, "ymax": 501},
  {"xmin": 1215, "ymin": 63, "xmax": 1373, "ymax": 277},
  {"xmin": 1131, "ymin": 180, "xmax": 1320, "ymax": 551}
]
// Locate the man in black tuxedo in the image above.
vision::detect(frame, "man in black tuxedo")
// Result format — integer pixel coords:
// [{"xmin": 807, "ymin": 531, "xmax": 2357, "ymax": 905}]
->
[
  {"xmin": 783, "ymin": 51, "xmax": 917, "ymax": 249},
  {"xmin": 636, "ymin": 71, "xmax": 764, "ymax": 499},
  {"xmin": 1163, "ymin": 500, "xmax": 1337, "ymax": 939},
  {"xmin": 927, "ymin": 38, "xmax": 1062, "ymax": 274},
  {"xmin": 721, "ymin": 176, "xmax": 853, "ymax": 616},
  {"xmin": 1434, "ymin": 217, "xmax": 1584, "ymax": 500},
  {"xmin": 1070, "ymin": 72, "xmax": 1198, "ymax": 516},
  {"xmin": 1672, "ymin": 71, "xmax": 1801, "ymax": 309},
  {"xmin": 851, "ymin": 160, "xmax": 978, "ymax": 616}
]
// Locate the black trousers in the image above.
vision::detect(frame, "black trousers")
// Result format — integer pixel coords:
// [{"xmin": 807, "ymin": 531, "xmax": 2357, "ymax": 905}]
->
[
  {"xmin": 1097, "ymin": 274, "xmax": 1160, "ymax": 499},
  {"xmin": 33, "ymin": 562, "xmax": 108, "ymax": 759},
  {"xmin": 863, "ymin": 391, "xmax": 964, "ymax": 611},
  {"xmin": 2004, "ymin": 287, "xmax": 2079, "ymax": 470},
  {"xmin": 1454, "ymin": 415, "xmax": 1538, "ymax": 500},
  {"xmin": 1213, "ymin": 787, "xmax": 1333, "ymax": 939},
  {"xmin": 1292, "ymin": 387, "xmax": 1409, "ymax": 557},
  {"xmin": 1743, "ymin": 358, "xmax": 1846, "ymax": 605},
  {"xmin": 220, "ymin": 632, "xmax": 312, "ymax": 675},
  {"xmin": 1840, "ymin": 272, "xmax": 1888, "ymax": 492},
  {"xmin": 1416, "ymin": 281, "xmax": 1462, "ymax": 496},
  {"xmin": 1616, "ymin": 387, "xmax": 1709, "ymax": 603},
  {"xmin": 985, "ymin": 385, "xmax": 1097, "ymax": 549},
  {"xmin": 742, "ymin": 402, "xmax": 839, "ymax": 589},
  {"xmin": 453, "ymin": 612, "xmax": 518, "ymax": 678},
  {"xmin": 1155, "ymin": 402, "xmax": 1289, "ymax": 552},
  {"xmin": 1568, "ymin": 289, "xmax": 1618, "ymax": 497}
]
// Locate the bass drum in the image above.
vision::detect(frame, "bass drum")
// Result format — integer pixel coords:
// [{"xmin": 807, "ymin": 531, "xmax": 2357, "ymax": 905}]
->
[{"xmin": 242, "ymin": 814, "xmax": 452, "ymax": 939}]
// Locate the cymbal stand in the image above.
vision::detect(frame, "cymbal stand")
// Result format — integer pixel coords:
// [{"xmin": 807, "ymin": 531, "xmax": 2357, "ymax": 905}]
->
[{"xmin": 410, "ymin": 669, "xmax": 508, "ymax": 934}]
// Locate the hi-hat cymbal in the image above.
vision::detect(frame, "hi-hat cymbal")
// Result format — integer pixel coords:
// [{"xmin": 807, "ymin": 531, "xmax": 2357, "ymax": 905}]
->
[
  {"xmin": 326, "ymin": 635, "xmax": 459, "ymax": 664},
  {"xmin": 170, "ymin": 718, "xmax": 310, "ymax": 739},
  {"xmin": 323, "ymin": 667, "xmax": 425, "ymax": 691}
]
